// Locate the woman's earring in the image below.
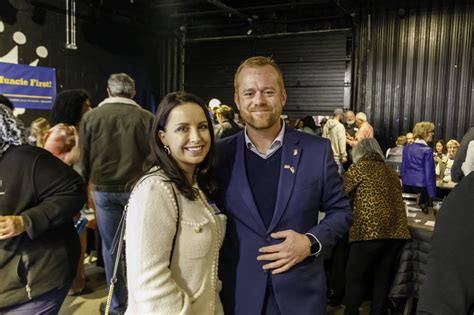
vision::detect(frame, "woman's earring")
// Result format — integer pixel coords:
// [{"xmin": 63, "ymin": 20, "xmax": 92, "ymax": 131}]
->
[{"xmin": 164, "ymin": 145, "xmax": 171, "ymax": 155}]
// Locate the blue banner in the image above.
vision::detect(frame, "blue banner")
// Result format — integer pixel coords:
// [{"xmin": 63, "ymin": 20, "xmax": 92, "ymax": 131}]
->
[{"xmin": 0, "ymin": 62, "xmax": 56, "ymax": 110}]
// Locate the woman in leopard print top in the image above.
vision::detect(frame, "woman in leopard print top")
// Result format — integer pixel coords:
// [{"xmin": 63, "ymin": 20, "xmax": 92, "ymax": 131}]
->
[{"xmin": 342, "ymin": 138, "xmax": 411, "ymax": 315}]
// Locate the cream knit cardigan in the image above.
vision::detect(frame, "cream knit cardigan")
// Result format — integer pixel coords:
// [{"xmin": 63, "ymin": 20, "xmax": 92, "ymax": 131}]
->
[{"xmin": 125, "ymin": 168, "xmax": 226, "ymax": 314}]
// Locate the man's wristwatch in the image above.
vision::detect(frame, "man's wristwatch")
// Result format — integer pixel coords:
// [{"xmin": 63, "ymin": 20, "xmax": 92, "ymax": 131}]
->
[{"xmin": 306, "ymin": 234, "xmax": 321, "ymax": 257}]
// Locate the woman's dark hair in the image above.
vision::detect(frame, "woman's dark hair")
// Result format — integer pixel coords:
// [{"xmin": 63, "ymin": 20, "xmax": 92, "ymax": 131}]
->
[
  {"xmin": 144, "ymin": 91, "xmax": 216, "ymax": 201},
  {"xmin": 0, "ymin": 94, "xmax": 14, "ymax": 110},
  {"xmin": 50, "ymin": 89, "xmax": 90, "ymax": 126},
  {"xmin": 434, "ymin": 139, "xmax": 447, "ymax": 154},
  {"xmin": 302, "ymin": 116, "xmax": 316, "ymax": 131}
]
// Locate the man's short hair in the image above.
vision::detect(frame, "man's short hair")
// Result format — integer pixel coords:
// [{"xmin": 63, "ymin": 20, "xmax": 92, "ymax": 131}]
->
[
  {"xmin": 234, "ymin": 56, "xmax": 285, "ymax": 93},
  {"xmin": 334, "ymin": 108, "xmax": 344, "ymax": 116},
  {"xmin": 107, "ymin": 73, "xmax": 135, "ymax": 98},
  {"xmin": 355, "ymin": 112, "xmax": 367, "ymax": 121}
]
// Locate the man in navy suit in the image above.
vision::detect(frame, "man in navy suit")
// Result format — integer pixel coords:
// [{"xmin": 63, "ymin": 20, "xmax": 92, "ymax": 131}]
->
[{"xmin": 215, "ymin": 56, "xmax": 353, "ymax": 315}]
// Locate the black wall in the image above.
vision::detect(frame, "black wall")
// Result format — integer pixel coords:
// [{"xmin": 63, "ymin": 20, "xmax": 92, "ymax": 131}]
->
[
  {"xmin": 1, "ymin": 0, "xmax": 473, "ymax": 152},
  {"xmin": 353, "ymin": 0, "xmax": 473, "ymax": 149},
  {"xmin": 0, "ymin": 0, "xmax": 164, "ymax": 125},
  {"xmin": 182, "ymin": 0, "xmax": 474, "ymax": 150},
  {"xmin": 185, "ymin": 30, "xmax": 352, "ymax": 119}
]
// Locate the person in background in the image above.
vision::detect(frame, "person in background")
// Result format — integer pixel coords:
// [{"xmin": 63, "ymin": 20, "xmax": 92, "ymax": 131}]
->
[
  {"xmin": 44, "ymin": 89, "xmax": 92, "ymax": 296},
  {"xmin": 386, "ymin": 135, "xmax": 407, "ymax": 159},
  {"xmin": 343, "ymin": 138, "xmax": 410, "ymax": 315},
  {"xmin": 319, "ymin": 117, "xmax": 328, "ymax": 136},
  {"xmin": 28, "ymin": 117, "xmax": 50, "ymax": 147},
  {"xmin": 343, "ymin": 110, "xmax": 357, "ymax": 169},
  {"xmin": 294, "ymin": 118, "xmax": 304, "ymax": 131},
  {"xmin": 215, "ymin": 56, "xmax": 352, "ymax": 315},
  {"xmin": 417, "ymin": 171, "xmax": 474, "ymax": 314},
  {"xmin": 324, "ymin": 110, "xmax": 350, "ymax": 305},
  {"xmin": 0, "ymin": 104, "xmax": 87, "ymax": 314},
  {"xmin": 406, "ymin": 132, "xmax": 415, "ymax": 144},
  {"xmin": 214, "ymin": 104, "xmax": 242, "ymax": 140},
  {"xmin": 385, "ymin": 135, "xmax": 407, "ymax": 171},
  {"xmin": 209, "ymin": 104, "xmax": 220, "ymax": 125},
  {"xmin": 433, "ymin": 139, "xmax": 446, "ymax": 167},
  {"xmin": 301, "ymin": 115, "xmax": 317, "ymax": 135},
  {"xmin": 346, "ymin": 112, "xmax": 374, "ymax": 147},
  {"xmin": 461, "ymin": 141, "xmax": 474, "ymax": 177},
  {"xmin": 322, "ymin": 108, "xmax": 347, "ymax": 174},
  {"xmin": 44, "ymin": 89, "xmax": 92, "ymax": 166},
  {"xmin": 344, "ymin": 110, "xmax": 357, "ymax": 139},
  {"xmin": 437, "ymin": 139, "xmax": 459, "ymax": 183},
  {"xmin": 451, "ymin": 126, "xmax": 474, "ymax": 183},
  {"xmin": 0, "ymin": 94, "xmax": 14, "ymax": 110},
  {"xmin": 126, "ymin": 92, "xmax": 226, "ymax": 314},
  {"xmin": 400, "ymin": 121, "xmax": 436, "ymax": 207},
  {"xmin": 79, "ymin": 73, "xmax": 154, "ymax": 315}
]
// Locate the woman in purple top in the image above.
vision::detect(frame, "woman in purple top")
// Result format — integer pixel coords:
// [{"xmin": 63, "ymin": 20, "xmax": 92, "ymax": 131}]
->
[{"xmin": 400, "ymin": 121, "xmax": 436, "ymax": 206}]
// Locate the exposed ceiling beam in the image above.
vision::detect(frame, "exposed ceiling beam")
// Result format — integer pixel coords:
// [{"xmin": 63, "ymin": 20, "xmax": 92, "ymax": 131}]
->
[
  {"xmin": 150, "ymin": 1, "xmax": 195, "ymax": 9},
  {"xmin": 171, "ymin": 1, "xmax": 330, "ymax": 18},
  {"xmin": 207, "ymin": 0, "xmax": 251, "ymax": 22}
]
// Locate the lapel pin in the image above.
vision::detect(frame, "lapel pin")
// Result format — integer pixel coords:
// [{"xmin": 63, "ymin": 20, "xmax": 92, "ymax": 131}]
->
[
  {"xmin": 293, "ymin": 149, "xmax": 298, "ymax": 156},
  {"xmin": 284, "ymin": 165, "xmax": 295, "ymax": 174}
]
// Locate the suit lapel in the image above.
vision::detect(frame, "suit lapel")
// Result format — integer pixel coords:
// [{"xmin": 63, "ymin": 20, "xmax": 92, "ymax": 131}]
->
[
  {"xmin": 234, "ymin": 134, "xmax": 267, "ymax": 233},
  {"xmin": 268, "ymin": 130, "xmax": 302, "ymax": 232}
]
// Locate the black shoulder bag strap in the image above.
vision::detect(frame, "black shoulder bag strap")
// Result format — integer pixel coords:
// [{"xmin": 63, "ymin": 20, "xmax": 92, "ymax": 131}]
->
[{"xmin": 105, "ymin": 184, "xmax": 179, "ymax": 315}]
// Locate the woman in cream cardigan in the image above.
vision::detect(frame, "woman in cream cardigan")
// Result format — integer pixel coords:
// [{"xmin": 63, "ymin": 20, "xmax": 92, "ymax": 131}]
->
[{"xmin": 126, "ymin": 92, "xmax": 226, "ymax": 314}]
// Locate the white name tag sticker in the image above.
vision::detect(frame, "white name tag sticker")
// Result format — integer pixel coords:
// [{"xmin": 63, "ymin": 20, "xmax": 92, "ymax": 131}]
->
[{"xmin": 424, "ymin": 221, "xmax": 435, "ymax": 227}]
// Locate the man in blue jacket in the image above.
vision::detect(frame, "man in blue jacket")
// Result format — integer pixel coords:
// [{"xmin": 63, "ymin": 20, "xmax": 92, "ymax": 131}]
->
[{"xmin": 215, "ymin": 56, "xmax": 352, "ymax": 315}]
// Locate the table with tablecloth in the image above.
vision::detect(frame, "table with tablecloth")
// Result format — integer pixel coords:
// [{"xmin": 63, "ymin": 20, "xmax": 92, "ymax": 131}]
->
[{"xmin": 389, "ymin": 211, "xmax": 435, "ymax": 314}]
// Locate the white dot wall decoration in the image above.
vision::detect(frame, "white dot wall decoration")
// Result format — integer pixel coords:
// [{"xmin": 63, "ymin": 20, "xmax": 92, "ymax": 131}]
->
[
  {"xmin": 36, "ymin": 46, "xmax": 48, "ymax": 58},
  {"xmin": 13, "ymin": 31, "xmax": 27, "ymax": 45}
]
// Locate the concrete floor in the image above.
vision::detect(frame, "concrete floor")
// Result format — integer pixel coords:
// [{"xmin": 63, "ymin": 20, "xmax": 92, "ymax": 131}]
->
[
  {"xmin": 58, "ymin": 263, "xmax": 371, "ymax": 315},
  {"xmin": 59, "ymin": 264, "xmax": 107, "ymax": 315}
]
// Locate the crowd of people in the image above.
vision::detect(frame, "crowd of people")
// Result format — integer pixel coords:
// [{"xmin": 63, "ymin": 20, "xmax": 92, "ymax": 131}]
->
[{"xmin": 0, "ymin": 55, "xmax": 472, "ymax": 315}]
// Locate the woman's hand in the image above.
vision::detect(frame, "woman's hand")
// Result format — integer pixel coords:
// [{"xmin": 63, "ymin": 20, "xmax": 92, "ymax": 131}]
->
[{"xmin": 0, "ymin": 215, "xmax": 25, "ymax": 240}]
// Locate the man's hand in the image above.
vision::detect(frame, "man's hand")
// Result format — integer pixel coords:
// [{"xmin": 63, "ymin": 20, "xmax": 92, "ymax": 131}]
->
[
  {"xmin": 0, "ymin": 215, "xmax": 25, "ymax": 240},
  {"xmin": 257, "ymin": 230, "xmax": 311, "ymax": 275}
]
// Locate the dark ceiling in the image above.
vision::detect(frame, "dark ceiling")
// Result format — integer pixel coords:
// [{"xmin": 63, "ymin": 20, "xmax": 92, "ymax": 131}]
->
[
  {"xmin": 148, "ymin": 0, "xmax": 356, "ymax": 38},
  {"xmin": 3, "ymin": 0, "xmax": 357, "ymax": 39}
]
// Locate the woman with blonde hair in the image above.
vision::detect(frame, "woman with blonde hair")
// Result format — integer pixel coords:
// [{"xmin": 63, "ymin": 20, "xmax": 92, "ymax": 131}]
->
[
  {"xmin": 437, "ymin": 139, "xmax": 460, "ymax": 183},
  {"xmin": 28, "ymin": 117, "xmax": 50, "ymax": 147},
  {"xmin": 400, "ymin": 121, "xmax": 436, "ymax": 206}
]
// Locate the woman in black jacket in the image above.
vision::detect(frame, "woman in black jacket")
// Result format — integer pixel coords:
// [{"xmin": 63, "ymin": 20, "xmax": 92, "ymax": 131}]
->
[{"xmin": 0, "ymin": 104, "xmax": 87, "ymax": 313}]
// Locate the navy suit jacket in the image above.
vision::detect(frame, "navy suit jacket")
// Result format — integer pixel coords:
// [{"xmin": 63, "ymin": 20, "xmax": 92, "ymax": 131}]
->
[{"xmin": 215, "ymin": 128, "xmax": 352, "ymax": 315}]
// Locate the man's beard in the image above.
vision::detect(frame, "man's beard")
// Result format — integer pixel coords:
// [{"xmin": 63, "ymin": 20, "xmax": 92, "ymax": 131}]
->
[
  {"xmin": 346, "ymin": 119, "xmax": 355, "ymax": 125},
  {"xmin": 240, "ymin": 110, "xmax": 280, "ymax": 130}
]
